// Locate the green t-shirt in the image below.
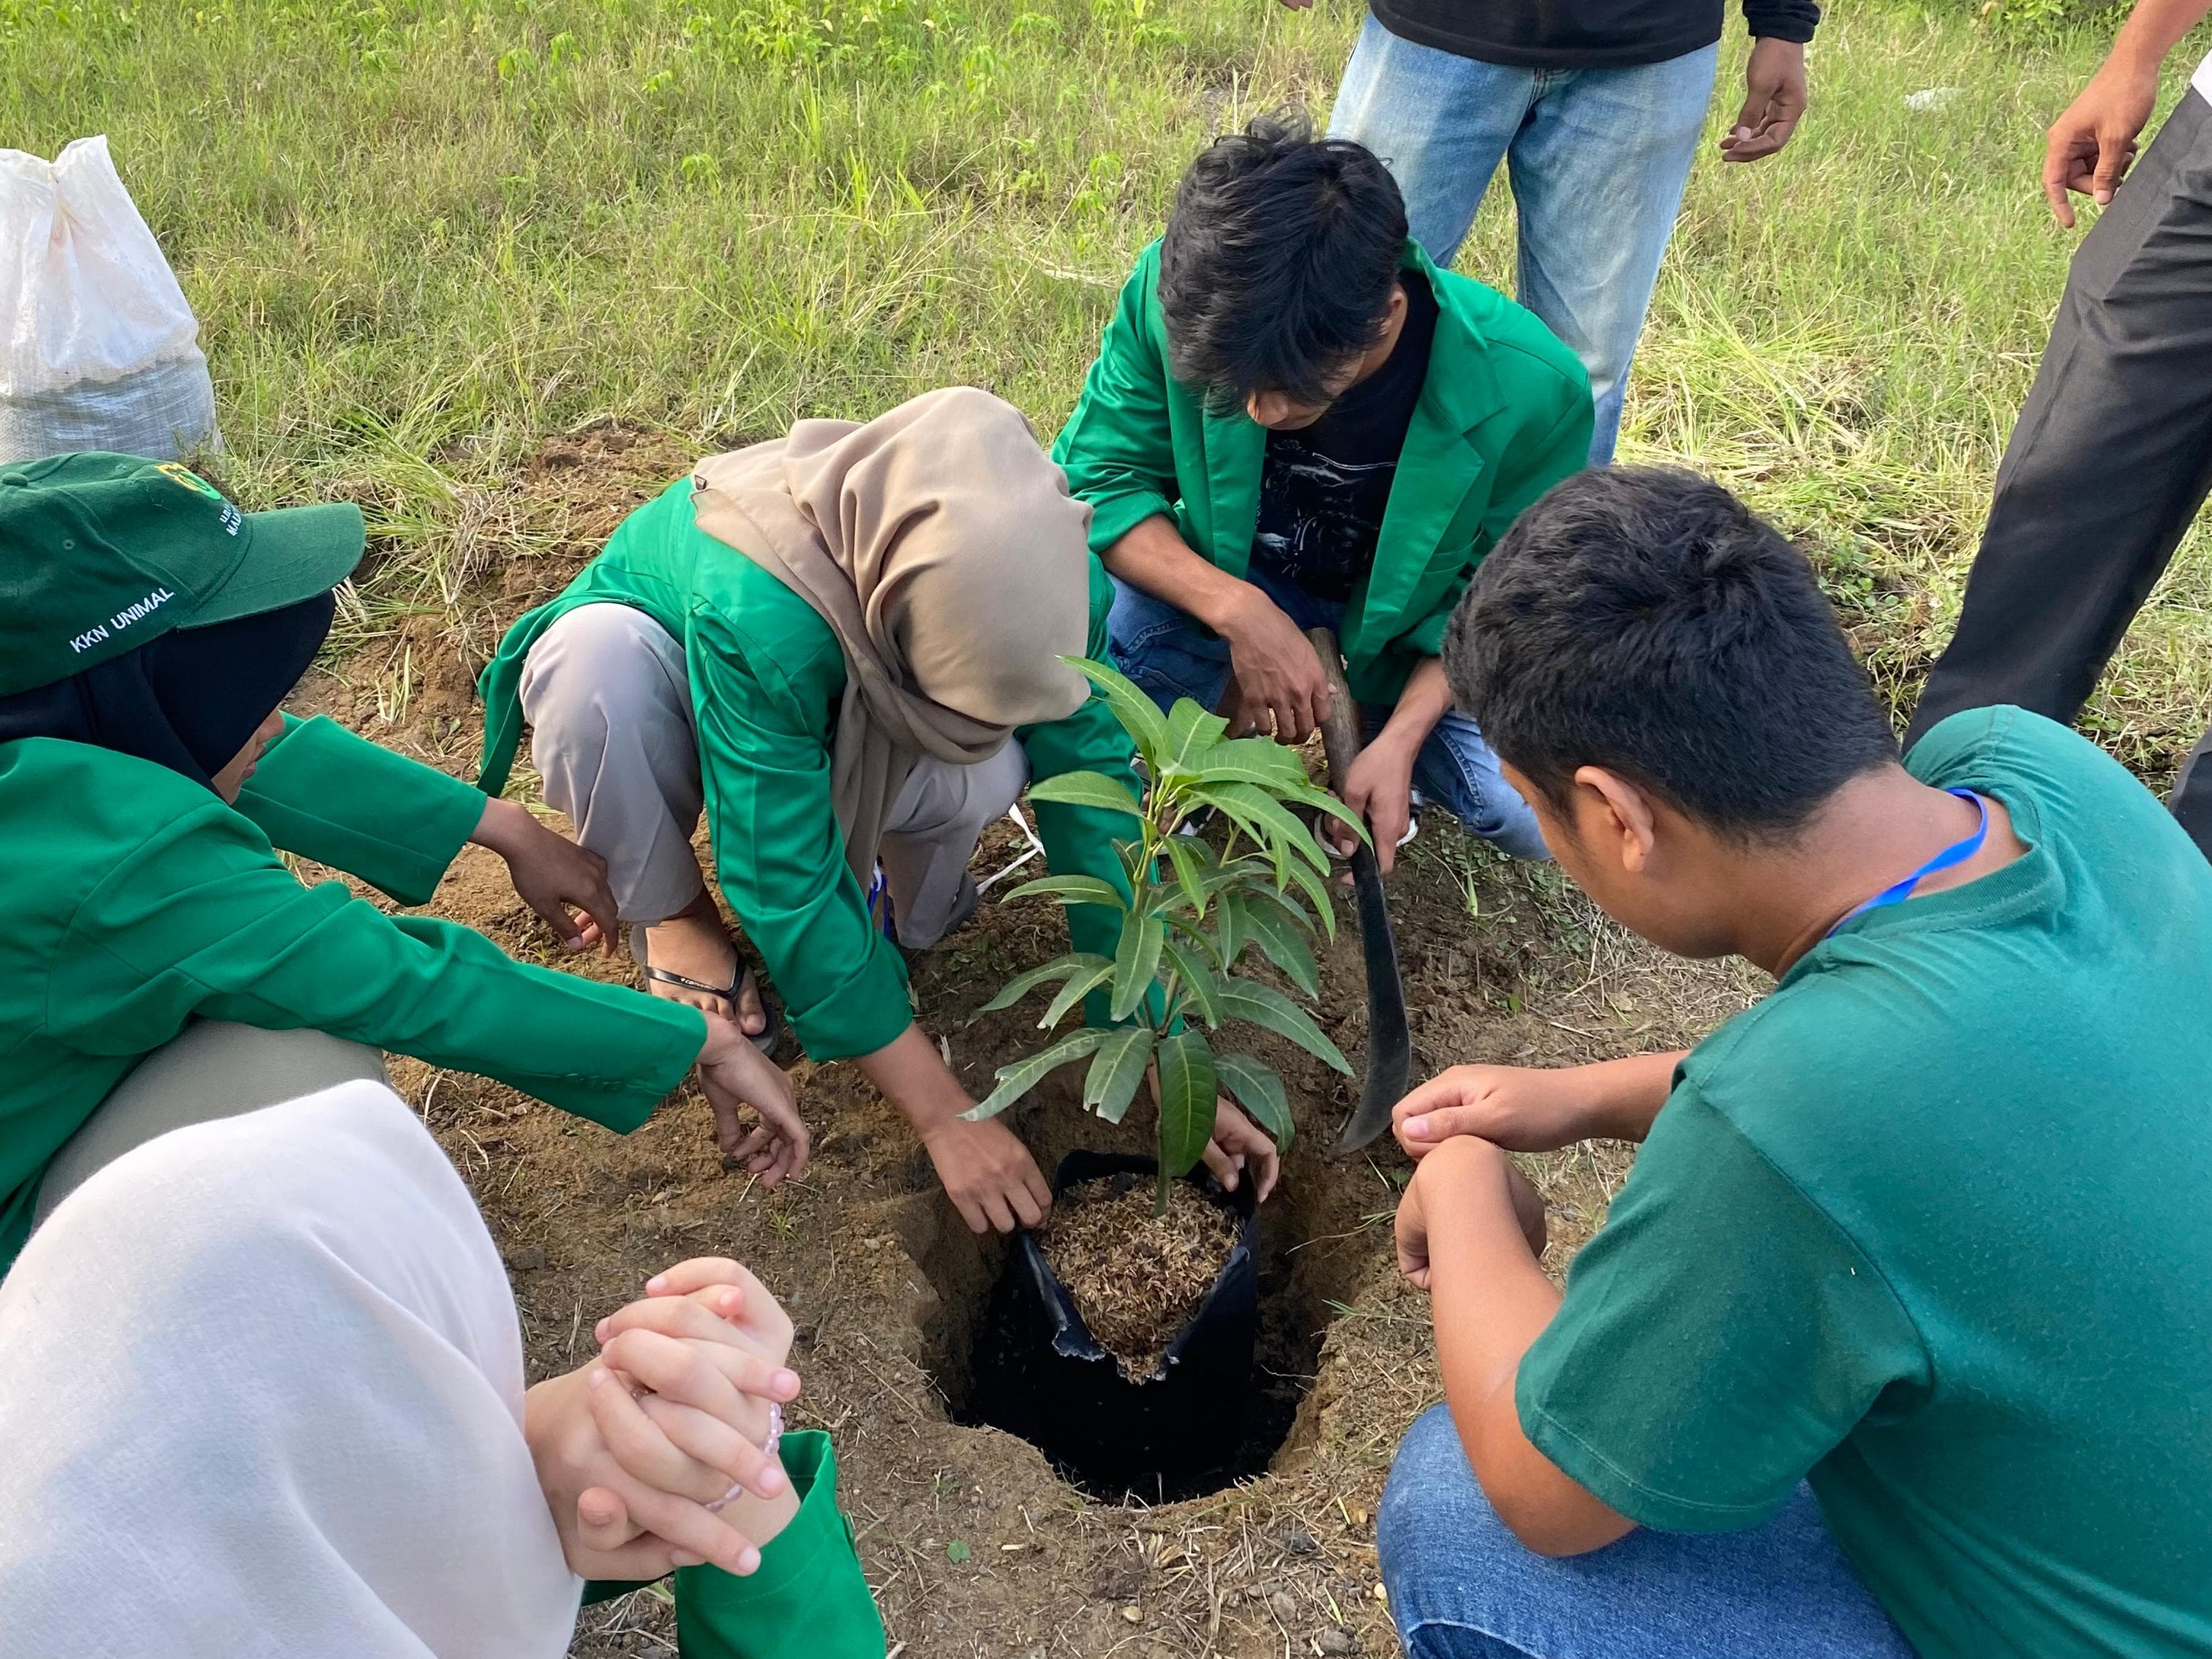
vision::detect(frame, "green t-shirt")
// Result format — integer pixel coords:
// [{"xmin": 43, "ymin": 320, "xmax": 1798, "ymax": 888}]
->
[{"xmin": 1519, "ymin": 707, "xmax": 2212, "ymax": 1659}]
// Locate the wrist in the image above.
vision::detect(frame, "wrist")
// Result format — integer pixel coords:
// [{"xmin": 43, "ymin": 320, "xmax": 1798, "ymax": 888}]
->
[
  {"xmin": 1203, "ymin": 579, "xmax": 1268, "ymax": 640},
  {"xmin": 470, "ymin": 796, "xmax": 531, "ymax": 857}
]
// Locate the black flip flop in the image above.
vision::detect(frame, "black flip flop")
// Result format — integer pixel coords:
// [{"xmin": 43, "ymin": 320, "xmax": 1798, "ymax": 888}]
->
[{"xmin": 626, "ymin": 922, "xmax": 784, "ymax": 1057}]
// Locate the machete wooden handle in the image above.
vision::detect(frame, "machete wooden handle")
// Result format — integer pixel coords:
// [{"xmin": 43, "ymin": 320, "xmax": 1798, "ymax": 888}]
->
[{"xmin": 1305, "ymin": 626, "xmax": 1364, "ymax": 792}]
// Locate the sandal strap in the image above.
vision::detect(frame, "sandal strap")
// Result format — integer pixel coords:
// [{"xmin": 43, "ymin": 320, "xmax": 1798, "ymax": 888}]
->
[{"xmin": 640, "ymin": 962, "xmax": 742, "ymax": 998}]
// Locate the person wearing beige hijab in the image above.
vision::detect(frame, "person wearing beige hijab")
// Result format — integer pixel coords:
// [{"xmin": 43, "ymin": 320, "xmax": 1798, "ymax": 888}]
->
[{"xmin": 478, "ymin": 388, "xmax": 1279, "ymax": 1233}]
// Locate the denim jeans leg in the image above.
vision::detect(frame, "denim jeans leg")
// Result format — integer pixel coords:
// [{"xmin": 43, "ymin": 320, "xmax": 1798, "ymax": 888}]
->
[
  {"xmin": 1105, "ymin": 574, "xmax": 1235, "ymax": 717},
  {"xmin": 1406, "ymin": 707, "xmax": 1550, "ymax": 862},
  {"xmin": 1377, "ymin": 1405, "xmax": 1917, "ymax": 1659},
  {"xmin": 1325, "ymin": 14, "xmax": 1533, "ymax": 268},
  {"xmin": 1505, "ymin": 47, "xmax": 1719, "ymax": 462}
]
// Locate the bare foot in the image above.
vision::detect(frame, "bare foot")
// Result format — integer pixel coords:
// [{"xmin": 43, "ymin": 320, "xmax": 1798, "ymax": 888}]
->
[{"xmin": 642, "ymin": 895, "xmax": 768, "ymax": 1039}]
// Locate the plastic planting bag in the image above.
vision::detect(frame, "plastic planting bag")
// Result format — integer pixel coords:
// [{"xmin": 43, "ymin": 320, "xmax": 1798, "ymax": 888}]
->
[{"xmin": 0, "ymin": 136, "xmax": 219, "ymax": 464}]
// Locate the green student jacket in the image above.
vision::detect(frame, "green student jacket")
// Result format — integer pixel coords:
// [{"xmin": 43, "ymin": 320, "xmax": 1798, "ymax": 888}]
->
[
  {"xmin": 0, "ymin": 716, "xmax": 706, "ymax": 1274},
  {"xmin": 476, "ymin": 478, "xmax": 1141, "ymax": 1064},
  {"xmin": 1051, "ymin": 239, "xmax": 1594, "ymax": 707}
]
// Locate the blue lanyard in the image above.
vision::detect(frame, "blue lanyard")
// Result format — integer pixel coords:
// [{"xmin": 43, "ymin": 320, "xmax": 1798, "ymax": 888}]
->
[{"xmin": 1826, "ymin": 789, "xmax": 1989, "ymax": 938}]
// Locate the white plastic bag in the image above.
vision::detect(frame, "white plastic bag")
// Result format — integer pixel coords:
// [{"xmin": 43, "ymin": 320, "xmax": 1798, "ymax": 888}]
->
[{"xmin": 0, "ymin": 135, "xmax": 219, "ymax": 464}]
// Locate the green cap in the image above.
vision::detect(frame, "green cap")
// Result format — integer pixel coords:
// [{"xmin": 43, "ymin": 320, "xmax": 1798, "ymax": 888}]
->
[{"xmin": 0, "ymin": 452, "xmax": 366, "ymax": 698}]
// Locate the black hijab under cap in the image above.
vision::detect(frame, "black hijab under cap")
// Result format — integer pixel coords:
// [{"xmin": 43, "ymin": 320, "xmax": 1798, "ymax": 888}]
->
[{"xmin": 0, "ymin": 590, "xmax": 336, "ymax": 790}]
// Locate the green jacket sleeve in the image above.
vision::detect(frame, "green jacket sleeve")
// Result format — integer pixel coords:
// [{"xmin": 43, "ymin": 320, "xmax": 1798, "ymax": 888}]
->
[
  {"xmin": 688, "ymin": 611, "xmax": 914, "ymax": 1064},
  {"xmin": 235, "ymin": 715, "xmax": 486, "ymax": 908},
  {"xmin": 45, "ymin": 800, "xmax": 704, "ymax": 1132},
  {"xmin": 1017, "ymin": 567, "xmax": 1143, "ymax": 981},
  {"xmin": 1050, "ymin": 247, "xmax": 1183, "ymax": 559},
  {"xmin": 1401, "ymin": 392, "xmax": 1594, "ymax": 659},
  {"xmin": 670, "ymin": 1432, "xmax": 887, "ymax": 1658}
]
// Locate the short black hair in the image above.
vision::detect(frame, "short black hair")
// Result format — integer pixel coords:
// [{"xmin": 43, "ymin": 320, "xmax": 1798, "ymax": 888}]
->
[
  {"xmin": 1445, "ymin": 467, "xmax": 1898, "ymax": 841},
  {"xmin": 1156, "ymin": 113, "xmax": 1408, "ymax": 407}
]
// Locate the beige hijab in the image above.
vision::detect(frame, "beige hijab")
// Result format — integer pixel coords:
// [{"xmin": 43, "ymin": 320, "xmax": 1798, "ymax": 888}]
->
[{"xmin": 691, "ymin": 386, "xmax": 1094, "ymax": 884}]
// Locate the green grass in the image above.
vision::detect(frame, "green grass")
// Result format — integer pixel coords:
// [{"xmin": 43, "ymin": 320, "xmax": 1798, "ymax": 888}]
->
[{"xmin": 5, "ymin": 0, "xmax": 2210, "ymax": 779}]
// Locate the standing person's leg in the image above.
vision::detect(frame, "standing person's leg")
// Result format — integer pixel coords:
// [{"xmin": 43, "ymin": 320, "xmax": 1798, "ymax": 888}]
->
[
  {"xmin": 1325, "ymin": 15, "xmax": 1531, "ymax": 267},
  {"xmin": 876, "ymin": 742, "xmax": 1031, "ymax": 949},
  {"xmin": 32, "ymin": 1020, "xmax": 385, "ymax": 1225},
  {"xmin": 1906, "ymin": 90, "xmax": 2212, "ymax": 767},
  {"xmin": 2170, "ymin": 726, "xmax": 2212, "ymax": 854},
  {"xmin": 522, "ymin": 603, "xmax": 772, "ymax": 1037},
  {"xmin": 1379, "ymin": 1405, "xmax": 1914, "ymax": 1659},
  {"xmin": 1504, "ymin": 48, "xmax": 1720, "ymax": 463}
]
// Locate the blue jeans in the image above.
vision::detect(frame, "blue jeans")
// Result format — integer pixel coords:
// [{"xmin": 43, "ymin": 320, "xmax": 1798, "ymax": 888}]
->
[
  {"xmin": 1105, "ymin": 572, "xmax": 1549, "ymax": 862},
  {"xmin": 1328, "ymin": 16, "xmax": 1719, "ymax": 463},
  {"xmin": 1379, "ymin": 1406, "xmax": 1916, "ymax": 1659}
]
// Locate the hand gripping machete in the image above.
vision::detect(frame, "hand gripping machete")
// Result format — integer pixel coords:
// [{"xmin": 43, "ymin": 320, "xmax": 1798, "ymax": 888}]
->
[{"xmin": 1305, "ymin": 628, "xmax": 1412, "ymax": 1154}]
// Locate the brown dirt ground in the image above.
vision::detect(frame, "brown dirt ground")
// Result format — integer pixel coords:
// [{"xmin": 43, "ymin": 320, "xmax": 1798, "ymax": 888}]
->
[{"xmin": 296, "ymin": 424, "xmax": 1767, "ymax": 1659}]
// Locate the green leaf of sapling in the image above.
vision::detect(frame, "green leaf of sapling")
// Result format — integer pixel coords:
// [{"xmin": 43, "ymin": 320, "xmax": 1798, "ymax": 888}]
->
[
  {"xmin": 1160, "ymin": 936, "xmax": 1223, "ymax": 1026},
  {"xmin": 1218, "ymin": 977, "xmax": 1353, "ymax": 1074},
  {"xmin": 1083, "ymin": 1025, "xmax": 1155, "ymax": 1124},
  {"xmin": 1025, "ymin": 770, "xmax": 1145, "ymax": 822},
  {"xmin": 1109, "ymin": 914, "xmax": 1167, "ymax": 1022},
  {"xmin": 1000, "ymin": 873, "xmax": 1127, "ymax": 910},
  {"xmin": 1064, "ymin": 655, "xmax": 1170, "ymax": 764},
  {"xmin": 963, "ymin": 1028, "xmax": 1110, "ymax": 1119},
  {"xmin": 969, "ymin": 952, "xmax": 1108, "ymax": 1018},
  {"xmin": 1238, "ymin": 899, "xmax": 1321, "ymax": 996},
  {"xmin": 1039, "ymin": 960, "xmax": 1117, "ymax": 1028},
  {"xmin": 1214, "ymin": 1052, "xmax": 1295, "ymax": 1151},
  {"xmin": 1161, "ymin": 697, "xmax": 1230, "ymax": 772},
  {"xmin": 1155, "ymin": 1029, "xmax": 1219, "ymax": 1179}
]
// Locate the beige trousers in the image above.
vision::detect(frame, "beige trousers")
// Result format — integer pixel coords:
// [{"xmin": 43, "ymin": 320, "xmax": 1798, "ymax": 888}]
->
[{"xmin": 519, "ymin": 602, "xmax": 1025, "ymax": 949}]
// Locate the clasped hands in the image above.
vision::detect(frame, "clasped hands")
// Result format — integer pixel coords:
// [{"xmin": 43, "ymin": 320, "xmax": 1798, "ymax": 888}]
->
[{"xmin": 524, "ymin": 1257, "xmax": 805, "ymax": 1581}]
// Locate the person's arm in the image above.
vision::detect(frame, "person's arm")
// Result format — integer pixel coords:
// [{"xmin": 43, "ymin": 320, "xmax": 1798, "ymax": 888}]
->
[
  {"xmin": 48, "ymin": 800, "xmax": 707, "ymax": 1135},
  {"xmin": 1392, "ymin": 1052, "xmax": 1686, "ymax": 1158},
  {"xmin": 1396, "ymin": 1138, "xmax": 1634, "ymax": 1555},
  {"xmin": 1333, "ymin": 656, "xmax": 1453, "ymax": 875},
  {"xmin": 688, "ymin": 617, "xmax": 1053, "ymax": 1235},
  {"xmin": 2044, "ymin": 0, "xmax": 2212, "ymax": 222},
  {"xmin": 241, "ymin": 713, "xmax": 619, "ymax": 948},
  {"xmin": 1402, "ymin": 1081, "xmax": 1928, "ymax": 1556},
  {"xmin": 235, "ymin": 715, "xmax": 486, "ymax": 906},
  {"xmin": 1102, "ymin": 516, "xmax": 1335, "ymax": 743}
]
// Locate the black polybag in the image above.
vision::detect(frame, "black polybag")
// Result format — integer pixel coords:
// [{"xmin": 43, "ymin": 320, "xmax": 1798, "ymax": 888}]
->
[{"xmin": 1007, "ymin": 1149, "xmax": 1260, "ymax": 1495}]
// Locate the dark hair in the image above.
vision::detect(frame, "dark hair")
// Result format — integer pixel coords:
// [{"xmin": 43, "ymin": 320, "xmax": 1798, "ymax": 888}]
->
[
  {"xmin": 1156, "ymin": 113, "xmax": 1408, "ymax": 408},
  {"xmin": 1445, "ymin": 467, "xmax": 1897, "ymax": 841}
]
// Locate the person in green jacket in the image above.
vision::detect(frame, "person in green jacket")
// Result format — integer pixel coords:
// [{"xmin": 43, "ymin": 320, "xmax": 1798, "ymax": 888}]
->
[
  {"xmin": 1053, "ymin": 114, "xmax": 1594, "ymax": 870},
  {"xmin": 480, "ymin": 388, "xmax": 1281, "ymax": 1236},
  {"xmin": 0, "ymin": 453, "xmax": 805, "ymax": 1276}
]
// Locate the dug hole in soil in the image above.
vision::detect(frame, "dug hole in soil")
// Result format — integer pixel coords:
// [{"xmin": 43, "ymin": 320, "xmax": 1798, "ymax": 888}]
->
[{"xmin": 300, "ymin": 423, "xmax": 1753, "ymax": 1658}]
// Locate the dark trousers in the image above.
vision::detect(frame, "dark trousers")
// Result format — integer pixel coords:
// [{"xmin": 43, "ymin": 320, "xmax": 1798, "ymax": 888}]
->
[{"xmin": 1906, "ymin": 88, "xmax": 2212, "ymax": 856}]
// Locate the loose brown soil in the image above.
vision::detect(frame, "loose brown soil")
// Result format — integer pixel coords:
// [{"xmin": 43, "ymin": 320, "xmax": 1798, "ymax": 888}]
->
[
  {"xmin": 1040, "ymin": 1175, "xmax": 1241, "ymax": 1380},
  {"xmin": 294, "ymin": 423, "xmax": 1769, "ymax": 1658}
]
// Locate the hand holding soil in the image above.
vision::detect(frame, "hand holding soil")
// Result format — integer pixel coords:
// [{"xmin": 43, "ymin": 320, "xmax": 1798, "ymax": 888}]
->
[
  {"xmin": 470, "ymin": 796, "xmax": 619, "ymax": 955},
  {"xmin": 695, "ymin": 1016, "xmax": 808, "ymax": 1184},
  {"xmin": 922, "ymin": 1111, "xmax": 1053, "ymax": 1234},
  {"xmin": 1199, "ymin": 1096, "xmax": 1281, "ymax": 1200}
]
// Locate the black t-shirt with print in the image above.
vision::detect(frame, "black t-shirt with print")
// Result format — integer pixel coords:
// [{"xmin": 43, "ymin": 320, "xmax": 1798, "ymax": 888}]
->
[{"xmin": 1249, "ymin": 272, "xmax": 1440, "ymax": 604}]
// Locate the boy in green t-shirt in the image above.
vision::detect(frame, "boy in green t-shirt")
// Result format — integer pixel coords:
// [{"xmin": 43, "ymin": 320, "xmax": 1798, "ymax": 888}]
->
[{"xmin": 1380, "ymin": 466, "xmax": 2212, "ymax": 1659}]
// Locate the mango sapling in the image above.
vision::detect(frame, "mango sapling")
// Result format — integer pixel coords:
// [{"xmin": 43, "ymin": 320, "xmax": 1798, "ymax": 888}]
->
[{"xmin": 964, "ymin": 656, "xmax": 1362, "ymax": 1216}]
